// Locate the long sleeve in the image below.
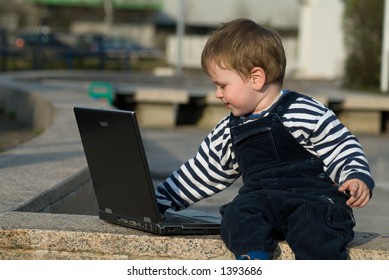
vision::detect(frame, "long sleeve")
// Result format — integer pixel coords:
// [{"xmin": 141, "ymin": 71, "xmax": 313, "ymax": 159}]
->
[
  {"xmin": 156, "ymin": 116, "xmax": 240, "ymax": 213},
  {"xmin": 283, "ymin": 95, "xmax": 375, "ymax": 190}
]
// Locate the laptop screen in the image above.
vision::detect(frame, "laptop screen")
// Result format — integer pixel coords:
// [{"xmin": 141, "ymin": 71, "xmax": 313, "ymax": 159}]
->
[{"xmin": 74, "ymin": 107, "xmax": 161, "ymax": 223}]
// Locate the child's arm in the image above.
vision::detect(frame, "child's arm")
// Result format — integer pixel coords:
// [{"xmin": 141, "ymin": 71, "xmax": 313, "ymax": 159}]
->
[
  {"xmin": 310, "ymin": 110, "xmax": 375, "ymax": 204},
  {"xmin": 338, "ymin": 179, "xmax": 371, "ymax": 208},
  {"xmin": 156, "ymin": 117, "xmax": 240, "ymax": 213},
  {"xmin": 284, "ymin": 95, "xmax": 375, "ymax": 201},
  {"xmin": 308, "ymin": 105, "xmax": 375, "ymax": 202}
]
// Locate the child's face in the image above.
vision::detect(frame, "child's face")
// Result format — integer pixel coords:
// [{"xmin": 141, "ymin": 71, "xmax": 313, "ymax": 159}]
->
[{"xmin": 208, "ymin": 64, "xmax": 263, "ymax": 117}]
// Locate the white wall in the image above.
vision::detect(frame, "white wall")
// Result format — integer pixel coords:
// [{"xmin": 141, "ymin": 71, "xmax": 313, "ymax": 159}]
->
[
  {"xmin": 296, "ymin": 0, "xmax": 345, "ymax": 79},
  {"xmin": 162, "ymin": 0, "xmax": 346, "ymax": 80}
]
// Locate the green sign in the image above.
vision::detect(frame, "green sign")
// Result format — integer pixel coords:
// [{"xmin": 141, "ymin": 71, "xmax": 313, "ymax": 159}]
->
[{"xmin": 28, "ymin": 0, "xmax": 162, "ymax": 10}]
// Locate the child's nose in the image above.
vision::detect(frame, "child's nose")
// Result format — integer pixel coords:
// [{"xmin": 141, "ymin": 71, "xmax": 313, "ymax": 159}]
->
[{"xmin": 215, "ymin": 88, "xmax": 223, "ymax": 99}]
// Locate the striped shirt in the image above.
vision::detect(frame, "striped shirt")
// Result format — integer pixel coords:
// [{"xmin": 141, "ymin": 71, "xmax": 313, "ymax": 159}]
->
[{"xmin": 156, "ymin": 91, "xmax": 375, "ymax": 213}]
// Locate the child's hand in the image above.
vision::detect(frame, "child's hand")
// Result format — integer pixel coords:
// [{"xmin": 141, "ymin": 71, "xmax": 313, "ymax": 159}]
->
[{"xmin": 338, "ymin": 179, "xmax": 370, "ymax": 208}]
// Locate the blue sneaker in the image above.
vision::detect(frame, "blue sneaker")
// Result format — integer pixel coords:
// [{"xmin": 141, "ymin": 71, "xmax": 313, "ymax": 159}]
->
[{"xmin": 236, "ymin": 251, "xmax": 270, "ymax": 260}]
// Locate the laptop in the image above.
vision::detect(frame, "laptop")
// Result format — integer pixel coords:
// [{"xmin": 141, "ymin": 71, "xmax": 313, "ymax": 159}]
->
[{"xmin": 73, "ymin": 106, "xmax": 221, "ymax": 235}]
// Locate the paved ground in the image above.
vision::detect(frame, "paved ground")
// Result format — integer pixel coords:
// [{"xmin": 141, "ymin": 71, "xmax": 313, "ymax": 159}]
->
[{"xmin": 142, "ymin": 127, "xmax": 389, "ymax": 234}]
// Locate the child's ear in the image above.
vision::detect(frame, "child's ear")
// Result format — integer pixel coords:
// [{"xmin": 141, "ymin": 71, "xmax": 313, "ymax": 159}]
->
[{"xmin": 251, "ymin": 67, "xmax": 266, "ymax": 90}]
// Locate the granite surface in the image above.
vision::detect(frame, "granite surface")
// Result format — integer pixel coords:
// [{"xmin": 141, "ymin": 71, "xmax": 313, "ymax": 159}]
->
[{"xmin": 1, "ymin": 212, "xmax": 388, "ymax": 260}]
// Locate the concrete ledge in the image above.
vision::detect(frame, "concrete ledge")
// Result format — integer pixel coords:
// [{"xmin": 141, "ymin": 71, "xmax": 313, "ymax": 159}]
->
[
  {"xmin": 134, "ymin": 88, "xmax": 189, "ymax": 128},
  {"xmin": 337, "ymin": 94, "xmax": 389, "ymax": 135},
  {"xmin": 339, "ymin": 111, "xmax": 382, "ymax": 136},
  {"xmin": 16, "ymin": 167, "xmax": 98, "ymax": 215},
  {"xmin": 0, "ymin": 212, "xmax": 388, "ymax": 260},
  {"xmin": 342, "ymin": 95, "xmax": 389, "ymax": 110},
  {"xmin": 0, "ymin": 212, "xmax": 233, "ymax": 260}
]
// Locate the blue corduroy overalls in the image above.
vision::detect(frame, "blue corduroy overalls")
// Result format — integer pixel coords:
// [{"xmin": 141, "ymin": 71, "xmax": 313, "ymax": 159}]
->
[{"xmin": 220, "ymin": 91, "xmax": 355, "ymax": 259}]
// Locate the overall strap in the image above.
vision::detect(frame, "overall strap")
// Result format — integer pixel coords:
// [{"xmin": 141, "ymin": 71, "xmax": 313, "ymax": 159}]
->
[{"xmin": 270, "ymin": 91, "xmax": 303, "ymax": 118}]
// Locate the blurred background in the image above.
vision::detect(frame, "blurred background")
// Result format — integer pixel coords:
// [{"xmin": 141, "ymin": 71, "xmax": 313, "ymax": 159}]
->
[
  {"xmin": 0, "ymin": 0, "xmax": 388, "ymax": 235},
  {"xmin": 0, "ymin": 0, "xmax": 385, "ymax": 93}
]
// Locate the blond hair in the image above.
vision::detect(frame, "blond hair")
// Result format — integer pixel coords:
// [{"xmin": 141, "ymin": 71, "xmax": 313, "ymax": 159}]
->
[{"xmin": 201, "ymin": 18, "xmax": 286, "ymax": 85}]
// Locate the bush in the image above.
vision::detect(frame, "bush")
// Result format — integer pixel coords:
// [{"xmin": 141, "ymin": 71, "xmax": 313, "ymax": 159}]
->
[{"xmin": 343, "ymin": 0, "xmax": 384, "ymax": 90}]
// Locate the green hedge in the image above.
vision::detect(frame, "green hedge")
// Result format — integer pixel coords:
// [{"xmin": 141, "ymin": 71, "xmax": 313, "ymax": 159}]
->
[{"xmin": 343, "ymin": 0, "xmax": 384, "ymax": 91}]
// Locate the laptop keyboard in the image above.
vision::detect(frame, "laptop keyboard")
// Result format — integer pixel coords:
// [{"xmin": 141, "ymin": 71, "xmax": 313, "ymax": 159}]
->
[{"xmin": 164, "ymin": 213, "xmax": 205, "ymax": 224}]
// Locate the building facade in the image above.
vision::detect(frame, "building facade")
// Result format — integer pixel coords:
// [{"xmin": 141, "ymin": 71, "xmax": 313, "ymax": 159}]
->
[{"xmin": 1, "ymin": 0, "xmax": 346, "ymax": 80}]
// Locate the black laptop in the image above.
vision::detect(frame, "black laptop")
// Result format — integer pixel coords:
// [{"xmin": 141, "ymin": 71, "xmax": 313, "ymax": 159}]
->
[{"xmin": 74, "ymin": 106, "xmax": 221, "ymax": 235}]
